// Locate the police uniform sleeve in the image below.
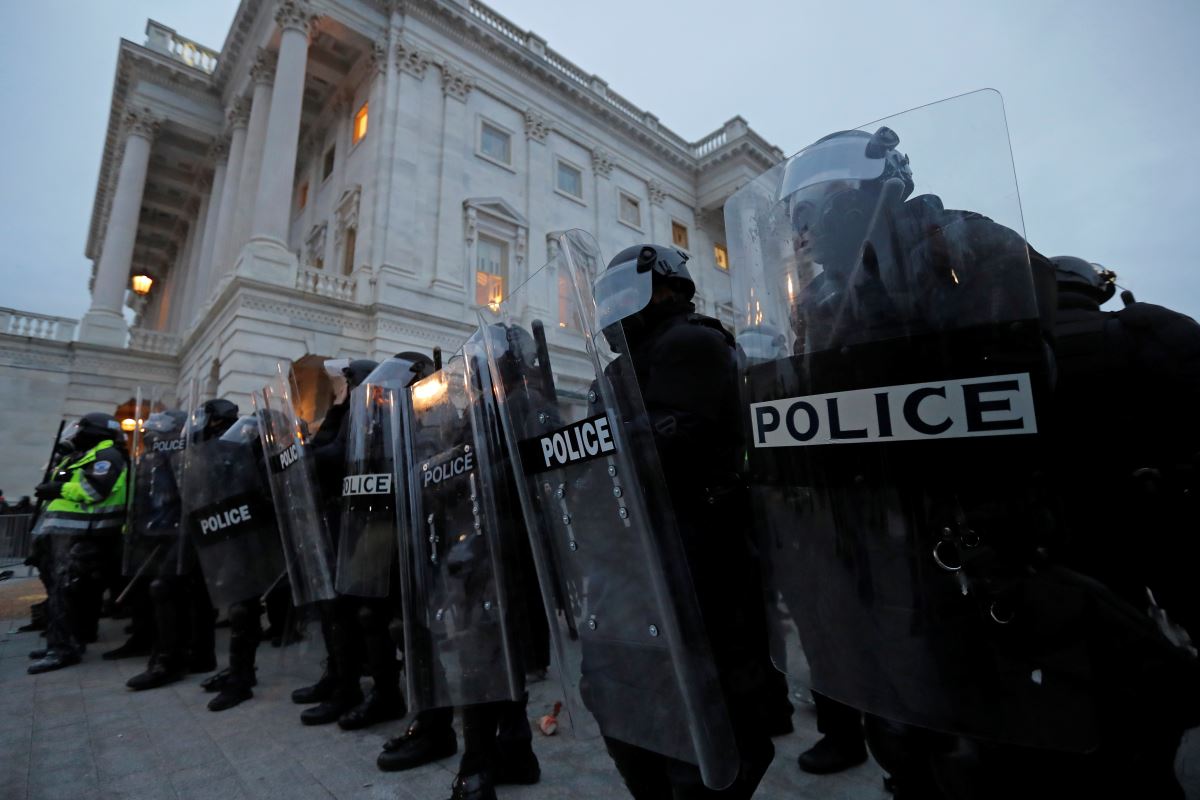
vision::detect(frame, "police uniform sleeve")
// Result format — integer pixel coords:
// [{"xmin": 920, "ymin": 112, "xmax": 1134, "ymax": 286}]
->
[
  {"xmin": 640, "ymin": 322, "xmax": 738, "ymax": 454},
  {"xmin": 1119, "ymin": 302, "xmax": 1200, "ymax": 397},
  {"xmin": 63, "ymin": 447, "xmax": 126, "ymax": 504}
]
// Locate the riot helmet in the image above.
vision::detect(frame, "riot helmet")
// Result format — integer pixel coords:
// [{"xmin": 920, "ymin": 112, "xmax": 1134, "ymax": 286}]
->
[
  {"xmin": 220, "ymin": 415, "xmax": 262, "ymax": 445},
  {"xmin": 62, "ymin": 412, "xmax": 123, "ymax": 451},
  {"xmin": 142, "ymin": 409, "xmax": 187, "ymax": 445},
  {"xmin": 191, "ymin": 399, "xmax": 239, "ymax": 442},
  {"xmin": 595, "ymin": 245, "xmax": 695, "ymax": 350},
  {"xmin": 1051, "ymin": 256, "xmax": 1116, "ymax": 305},
  {"xmin": 778, "ymin": 127, "xmax": 913, "ymax": 275},
  {"xmin": 360, "ymin": 353, "xmax": 432, "ymax": 390}
]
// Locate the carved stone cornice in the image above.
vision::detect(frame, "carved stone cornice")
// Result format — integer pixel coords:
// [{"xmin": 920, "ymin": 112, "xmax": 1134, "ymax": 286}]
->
[
  {"xmin": 122, "ymin": 107, "xmax": 161, "ymax": 141},
  {"xmin": 250, "ymin": 48, "xmax": 277, "ymax": 86},
  {"xmin": 275, "ymin": 0, "xmax": 318, "ymax": 35},
  {"xmin": 523, "ymin": 109, "xmax": 550, "ymax": 142},
  {"xmin": 439, "ymin": 62, "xmax": 474, "ymax": 102},
  {"xmin": 227, "ymin": 97, "xmax": 251, "ymax": 131},
  {"xmin": 647, "ymin": 180, "xmax": 666, "ymax": 207},
  {"xmin": 591, "ymin": 147, "xmax": 614, "ymax": 179}
]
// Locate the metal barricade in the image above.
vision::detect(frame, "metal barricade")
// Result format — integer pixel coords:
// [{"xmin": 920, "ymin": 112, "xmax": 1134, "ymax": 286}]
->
[{"xmin": 0, "ymin": 514, "xmax": 33, "ymax": 568}]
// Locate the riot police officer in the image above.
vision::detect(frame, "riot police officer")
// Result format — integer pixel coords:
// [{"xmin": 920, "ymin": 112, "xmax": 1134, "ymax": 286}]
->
[
  {"xmin": 590, "ymin": 243, "xmax": 777, "ymax": 798},
  {"xmin": 1044, "ymin": 256, "xmax": 1200, "ymax": 797},
  {"xmin": 28, "ymin": 412, "xmax": 129, "ymax": 674}
]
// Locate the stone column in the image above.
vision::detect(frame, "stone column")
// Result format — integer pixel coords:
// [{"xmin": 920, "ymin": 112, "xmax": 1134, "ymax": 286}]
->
[
  {"xmin": 167, "ymin": 188, "xmax": 207, "ymax": 332},
  {"xmin": 362, "ymin": 36, "xmax": 391, "ymax": 275},
  {"xmin": 78, "ymin": 107, "xmax": 159, "ymax": 346},
  {"xmin": 431, "ymin": 62, "xmax": 474, "ymax": 294},
  {"xmin": 229, "ymin": 49, "xmax": 275, "ymax": 261},
  {"xmin": 382, "ymin": 39, "xmax": 432, "ymax": 281},
  {"xmin": 186, "ymin": 139, "xmax": 228, "ymax": 328},
  {"xmin": 209, "ymin": 100, "xmax": 250, "ymax": 296},
  {"xmin": 245, "ymin": 0, "xmax": 315, "ymax": 267}
]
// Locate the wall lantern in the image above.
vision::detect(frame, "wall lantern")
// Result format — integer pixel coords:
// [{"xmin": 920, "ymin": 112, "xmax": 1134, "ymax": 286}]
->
[{"xmin": 131, "ymin": 274, "xmax": 154, "ymax": 295}]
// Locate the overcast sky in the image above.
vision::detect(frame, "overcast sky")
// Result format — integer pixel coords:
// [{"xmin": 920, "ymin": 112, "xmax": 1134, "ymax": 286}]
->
[{"xmin": 2, "ymin": 0, "xmax": 1197, "ymax": 321}]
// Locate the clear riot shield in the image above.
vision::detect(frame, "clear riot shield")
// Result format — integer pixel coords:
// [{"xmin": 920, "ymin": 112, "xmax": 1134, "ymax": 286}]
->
[
  {"xmin": 336, "ymin": 358, "xmax": 413, "ymax": 598},
  {"xmin": 180, "ymin": 407, "xmax": 286, "ymax": 610},
  {"xmin": 122, "ymin": 386, "xmax": 187, "ymax": 579},
  {"xmin": 253, "ymin": 368, "xmax": 336, "ymax": 606},
  {"xmin": 393, "ymin": 339, "xmax": 524, "ymax": 711},
  {"xmin": 725, "ymin": 90, "xmax": 1096, "ymax": 751},
  {"xmin": 479, "ymin": 230, "xmax": 740, "ymax": 789}
]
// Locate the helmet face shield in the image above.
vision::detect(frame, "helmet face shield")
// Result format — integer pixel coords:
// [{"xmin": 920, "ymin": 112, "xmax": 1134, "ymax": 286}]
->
[
  {"xmin": 143, "ymin": 412, "xmax": 181, "ymax": 436},
  {"xmin": 220, "ymin": 416, "xmax": 261, "ymax": 445},
  {"xmin": 777, "ymin": 133, "xmax": 889, "ymax": 203},
  {"xmin": 594, "ymin": 258, "xmax": 653, "ymax": 331},
  {"xmin": 61, "ymin": 421, "xmax": 81, "ymax": 445}
]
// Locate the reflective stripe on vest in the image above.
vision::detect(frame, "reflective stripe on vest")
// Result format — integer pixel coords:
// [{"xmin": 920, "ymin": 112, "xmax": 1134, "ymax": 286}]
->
[{"xmin": 37, "ymin": 440, "xmax": 128, "ymax": 536}]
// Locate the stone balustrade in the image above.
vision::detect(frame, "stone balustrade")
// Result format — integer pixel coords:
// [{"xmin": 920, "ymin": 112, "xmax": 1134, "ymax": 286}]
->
[
  {"xmin": 0, "ymin": 308, "xmax": 77, "ymax": 341},
  {"xmin": 295, "ymin": 267, "xmax": 355, "ymax": 302},
  {"xmin": 144, "ymin": 19, "xmax": 218, "ymax": 74},
  {"xmin": 128, "ymin": 327, "xmax": 182, "ymax": 355}
]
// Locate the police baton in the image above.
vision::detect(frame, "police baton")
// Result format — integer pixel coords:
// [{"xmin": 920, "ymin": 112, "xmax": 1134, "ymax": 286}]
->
[
  {"xmin": 29, "ymin": 419, "xmax": 68, "ymax": 529},
  {"xmin": 531, "ymin": 321, "xmax": 559, "ymax": 406},
  {"xmin": 114, "ymin": 544, "xmax": 163, "ymax": 606}
]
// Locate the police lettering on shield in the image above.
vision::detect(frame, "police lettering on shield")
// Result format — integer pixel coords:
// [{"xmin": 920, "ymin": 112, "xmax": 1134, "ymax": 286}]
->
[{"xmin": 751, "ymin": 373, "xmax": 1037, "ymax": 448}]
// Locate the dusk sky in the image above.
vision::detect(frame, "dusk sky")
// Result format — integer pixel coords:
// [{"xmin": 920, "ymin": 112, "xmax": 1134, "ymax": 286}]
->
[{"xmin": 2, "ymin": 1, "xmax": 1197, "ymax": 320}]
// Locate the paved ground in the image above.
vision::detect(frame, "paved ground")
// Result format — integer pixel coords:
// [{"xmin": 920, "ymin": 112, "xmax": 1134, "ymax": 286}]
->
[{"xmin": 0, "ymin": 576, "xmax": 889, "ymax": 800}]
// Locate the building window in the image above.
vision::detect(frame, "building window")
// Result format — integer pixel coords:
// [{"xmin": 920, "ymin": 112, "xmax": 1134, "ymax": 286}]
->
[
  {"xmin": 672, "ymin": 221, "xmax": 689, "ymax": 250},
  {"xmin": 714, "ymin": 243, "xmax": 729, "ymax": 271},
  {"xmin": 352, "ymin": 103, "xmax": 368, "ymax": 145},
  {"xmin": 297, "ymin": 182, "xmax": 309, "ymax": 210},
  {"xmin": 479, "ymin": 121, "xmax": 512, "ymax": 166},
  {"xmin": 475, "ymin": 235, "xmax": 507, "ymax": 309},
  {"xmin": 322, "ymin": 146, "xmax": 336, "ymax": 181},
  {"xmin": 618, "ymin": 191, "xmax": 641, "ymax": 229},
  {"xmin": 342, "ymin": 228, "xmax": 357, "ymax": 276},
  {"xmin": 556, "ymin": 159, "xmax": 583, "ymax": 199},
  {"xmin": 558, "ymin": 268, "xmax": 578, "ymax": 330}
]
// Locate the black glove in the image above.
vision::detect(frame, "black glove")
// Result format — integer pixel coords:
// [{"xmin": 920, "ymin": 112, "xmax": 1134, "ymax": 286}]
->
[{"xmin": 34, "ymin": 482, "xmax": 64, "ymax": 501}]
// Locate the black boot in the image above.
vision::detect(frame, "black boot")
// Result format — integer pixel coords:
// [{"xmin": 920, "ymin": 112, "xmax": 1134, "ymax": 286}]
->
[
  {"xmin": 126, "ymin": 657, "xmax": 184, "ymax": 691},
  {"xmin": 28, "ymin": 650, "xmax": 81, "ymax": 674},
  {"xmin": 101, "ymin": 637, "xmax": 153, "ymax": 660},
  {"xmin": 28, "ymin": 648, "xmax": 48, "ymax": 660},
  {"xmin": 201, "ymin": 667, "xmax": 257, "ymax": 693},
  {"xmin": 301, "ymin": 687, "xmax": 363, "ymax": 726},
  {"xmin": 337, "ymin": 688, "xmax": 407, "ymax": 731},
  {"xmin": 492, "ymin": 748, "xmax": 540, "ymax": 786},
  {"xmin": 446, "ymin": 772, "xmax": 497, "ymax": 800},
  {"xmin": 291, "ymin": 667, "xmax": 336, "ymax": 704},
  {"xmin": 378, "ymin": 716, "xmax": 458, "ymax": 772},
  {"xmin": 797, "ymin": 734, "xmax": 868, "ymax": 774},
  {"xmin": 208, "ymin": 675, "xmax": 253, "ymax": 711}
]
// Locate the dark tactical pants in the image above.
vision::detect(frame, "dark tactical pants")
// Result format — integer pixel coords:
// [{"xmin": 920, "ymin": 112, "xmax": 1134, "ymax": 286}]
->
[
  {"xmin": 45, "ymin": 536, "xmax": 115, "ymax": 657},
  {"xmin": 228, "ymin": 598, "xmax": 263, "ymax": 686},
  {"xmin": 460, "ymin": 694, "xmax": 535, "ymax": 776}
]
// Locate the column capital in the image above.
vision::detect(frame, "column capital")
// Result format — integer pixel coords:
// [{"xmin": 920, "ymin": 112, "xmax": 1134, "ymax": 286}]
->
[
  {"xmin": 250, "ymin": 47, "xmax": 277, "ymax": 86},
  {"xmin": 396, "ymin": 40, "xmax": 430, "ymax": 79},
  {"xmin": 275, "ymin": 0, "xmax": 318, "ymax": 36},
  {"xmin": 591, "ymin": 147, "xmax": 615, "ymax": 179},
  {"xmin": 523, "ymin": 109, "xmax": 550, "ymax": 142},
  {"xmin": 439, "ymin": 62, "xmax": 474, "ymax": 102},
  {"xmin": 122, "ymin": 106, "xmax": 161, "ymax": 141},
  {"xmin": 370, "ymin": 38, "xmax": 388, "ymax": 75},
  {"xmin": 227, "ymin": 97, "xmax": 251, "ymax": 132},
  {"xmin": 208, "ymin": 135, "xmax": 230, "ymax": 161},
  {"xmin": 647, "ymin": 179, "xmax": 666, "ymax": 207}
]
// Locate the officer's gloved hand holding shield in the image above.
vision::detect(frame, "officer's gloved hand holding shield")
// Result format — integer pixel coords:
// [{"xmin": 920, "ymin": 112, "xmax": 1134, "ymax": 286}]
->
[
  {"xmin": 724, "ymin": 90, "xmax": 1101, "ymax": 752},
  {"xmin": 478, "ymin": 230, "xmax": 741, "ymax": 790}
]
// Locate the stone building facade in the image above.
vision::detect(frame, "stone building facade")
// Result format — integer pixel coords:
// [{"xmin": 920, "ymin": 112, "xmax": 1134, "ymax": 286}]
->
[{"xmin": 0, "ymin": 0, "xmax": 780, "ymax": 498}]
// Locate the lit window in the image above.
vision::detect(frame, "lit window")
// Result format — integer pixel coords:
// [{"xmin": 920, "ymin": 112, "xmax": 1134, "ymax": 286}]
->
[
  {"xmin": 322, "ymin": 146, "xmax": 335, "ymax": 181},
  {"xmin": 672, "ymin": 221, "xmax": 689, "ymax": 250},
  {"xmin": 556, "ymin": 160, "xmax": 583, "ymax": 198},
  {"xmin": 476, "ymin": 235, "xmax": 507, "ymax": 309},
  {"xmin": 558, "ymin": 268, "xmax": 579, "ymax": 330},
  {"xmin": 353, "ymin": 103, "xmax": 368, "ymax": 145},
  {"xmin": 297, "ymin": 182, "xmax": 309, "ymax": 210},
  {"xmin": 480, "ymin": 122, "xmax": 511, "ymax": 165},
  {"xmin": 619, "ymin": 192, "xmax": 641, "ymax": 228},
  {"xmin": 714, "ymin": 243, "xmax": 729, "ymax": 271}
]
